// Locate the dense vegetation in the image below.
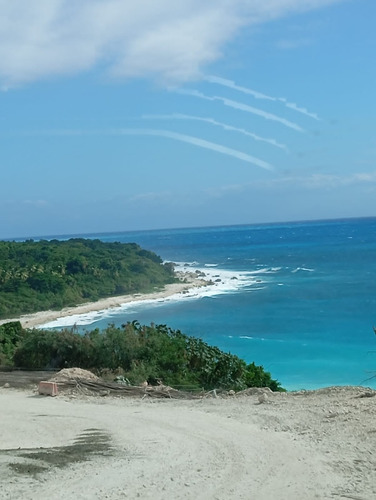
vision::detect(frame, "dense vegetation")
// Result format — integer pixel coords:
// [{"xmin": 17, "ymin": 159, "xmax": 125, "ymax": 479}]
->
[
  {"xmin": 0, "ymin": 238, "xmax": 176, "ymax": 319},
  {"xmin": 0, "ymin": 321, "xmax": 284, "ymax": 392},
  {"xmin": 0, "ymin": 321, "xmax": 26, "ymax": 367}
]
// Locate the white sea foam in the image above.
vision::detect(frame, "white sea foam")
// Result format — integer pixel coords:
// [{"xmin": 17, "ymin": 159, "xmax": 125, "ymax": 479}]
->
[
  {"xmin": 251, "ymin": 267, "xmax": 281, "ymax": 274},
  {"xmin": 239, "ymin": 335, "xmax": 285, "ymax": 343},
  {"xmin": 39, "ymin": 262, "xmax": 266, "ymax": 329},
  {"xmin": 174, "ymin": 263, "xmax": 260, "ymax": 298},
  {"xmin": 291, "ymin": 267, "xmax": 314, "ymax": 273}
]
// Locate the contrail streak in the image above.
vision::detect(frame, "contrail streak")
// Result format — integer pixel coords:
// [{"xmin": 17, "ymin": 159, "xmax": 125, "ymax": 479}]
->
[
  {"xmin": 205, "ymin": 75, "xmax": 320, "ymax": 121},
  {"xmin": 283, "ymin": 101, "xmax": 320, "ymax": 120},
  {"xmin": 174, "ymin": 89, "xmax": 305, "ymax": 132},
  {"xmin": 28, "ymin": 128, "xmax": 274, "ymax": 171},
  {"xmin": 216, "ymin": 97, "xmax": 305, "ymax": 132},
  {"xmin": 142, "ymin": 113, "xmax": 288, "ymax": 151},
  {"xmin": 117, "ymin": 129, "xmax": 274, "ymax": 170},
  {"xmin": 204, "ymin": 75, "xmax": 275, "ymax": 102}
]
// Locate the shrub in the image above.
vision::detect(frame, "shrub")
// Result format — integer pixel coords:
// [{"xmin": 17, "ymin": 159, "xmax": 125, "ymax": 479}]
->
[
  {"xmin": 0, "ymin": 321, "xmax": 26, "ymax": 366},
  {"xmin": 12, "ymin": 322, "xmax": 284, "ymax": 391}
]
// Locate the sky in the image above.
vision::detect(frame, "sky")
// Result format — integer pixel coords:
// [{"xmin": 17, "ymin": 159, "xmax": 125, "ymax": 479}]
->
[{"xmin": 1, "ymin": 0, "xmax": 375, "ymax": 239}]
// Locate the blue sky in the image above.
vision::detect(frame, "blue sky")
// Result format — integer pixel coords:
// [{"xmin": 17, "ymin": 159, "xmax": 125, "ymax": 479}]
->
[{"xmin": 1, "ymin": 0, "xmax": 375, "ymax": 239}]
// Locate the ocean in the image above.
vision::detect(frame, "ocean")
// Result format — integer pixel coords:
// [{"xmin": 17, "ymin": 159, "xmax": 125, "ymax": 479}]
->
[{"xmin": 43, "ymin": 218, "xmax": 376, "ymax": 391}]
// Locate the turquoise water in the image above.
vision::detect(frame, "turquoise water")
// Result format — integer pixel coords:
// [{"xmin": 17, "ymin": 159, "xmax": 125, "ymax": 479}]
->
[{"xmin": 43, "ymin": 218, "xmax": 376, "ymax": 390}]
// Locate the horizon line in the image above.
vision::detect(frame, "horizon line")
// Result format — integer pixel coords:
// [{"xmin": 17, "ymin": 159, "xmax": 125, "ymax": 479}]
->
[{"xmin": 3, "ymin": 215, "xmax": 376, "ymax": 242}]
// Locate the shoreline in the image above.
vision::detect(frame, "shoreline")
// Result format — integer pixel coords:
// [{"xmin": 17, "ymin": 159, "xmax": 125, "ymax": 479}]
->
[{"xmin": 0, "ymin": 272, "xmax": 210, "ymax": 329}]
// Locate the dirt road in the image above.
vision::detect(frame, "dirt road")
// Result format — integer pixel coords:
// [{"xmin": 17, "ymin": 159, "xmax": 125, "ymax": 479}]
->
[{"xmin": 1, "ymin": 386, "xmax": 375, "ymax": 499}]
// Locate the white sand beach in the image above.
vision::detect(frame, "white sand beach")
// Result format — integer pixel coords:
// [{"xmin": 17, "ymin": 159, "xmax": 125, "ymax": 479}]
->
[
  {"xmin": 0, "ymin": 384, "xmax": 375, "ymax": 499},
  {"xmin": 0, "ymin": 272, "xmax": 209, "ymax": 329}
]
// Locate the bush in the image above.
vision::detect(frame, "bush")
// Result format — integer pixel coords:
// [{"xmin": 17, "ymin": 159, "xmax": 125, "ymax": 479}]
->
[
  {"xmin": 0, "ymin": 321, "xmax": 26, "ymax": 366},
  {"xmin": 12, "ymin": 322, "xmax": 284, "ymax": 391}
]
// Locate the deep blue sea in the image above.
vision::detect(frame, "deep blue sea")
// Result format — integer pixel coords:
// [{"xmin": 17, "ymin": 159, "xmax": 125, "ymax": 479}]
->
[{"xmin": 43, "ymin": 218, "xmax": 376, "ymax": 391}]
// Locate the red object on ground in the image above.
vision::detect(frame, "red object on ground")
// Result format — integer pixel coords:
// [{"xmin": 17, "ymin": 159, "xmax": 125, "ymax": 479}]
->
[{"xmin": 38, "ymin": 381, "xmax": 58, "ymax": 396}]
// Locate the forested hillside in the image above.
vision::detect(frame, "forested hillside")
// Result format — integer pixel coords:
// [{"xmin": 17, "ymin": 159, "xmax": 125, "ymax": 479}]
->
[{"xmin": 0, "ymin": 239, "xmax": 176, "ymax": 318}]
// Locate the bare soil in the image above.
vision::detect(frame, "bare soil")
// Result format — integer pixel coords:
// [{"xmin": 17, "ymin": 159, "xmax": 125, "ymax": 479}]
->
[{"xmin": 1, "ymin": 383, "xmax": 375, "ymax": 499}]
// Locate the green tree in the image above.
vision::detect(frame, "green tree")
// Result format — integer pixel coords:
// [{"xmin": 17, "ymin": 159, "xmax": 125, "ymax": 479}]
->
[
  {"xmin": 0, "ymin": 239, "xmax": 176, "ymax": 319},
  {"xmin": 0, "ymin": 321, "xmax": 26, "ymax": 366}
]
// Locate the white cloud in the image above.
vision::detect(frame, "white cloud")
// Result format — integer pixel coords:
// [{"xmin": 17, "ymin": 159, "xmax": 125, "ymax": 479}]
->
[{"xmin": 0, "ymin": 0, "xmax": 344, "ymax": 88}]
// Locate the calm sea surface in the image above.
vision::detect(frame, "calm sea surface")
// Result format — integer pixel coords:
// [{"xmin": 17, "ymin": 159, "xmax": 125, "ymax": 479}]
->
[{"xmin": 43, "ymin": 218, "xmax": 376, "ymax": 390}]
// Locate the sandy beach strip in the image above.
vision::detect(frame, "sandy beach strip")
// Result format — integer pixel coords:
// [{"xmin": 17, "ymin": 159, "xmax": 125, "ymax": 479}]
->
[{"xmin": 0, "ymin": 272, "xmax": 209, "ymax": 329}]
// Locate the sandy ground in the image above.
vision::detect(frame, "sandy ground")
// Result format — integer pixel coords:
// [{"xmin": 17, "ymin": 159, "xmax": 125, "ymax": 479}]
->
[
  {"xmin": 1, "ymin": 385, "xmax": 375, "ymax": 500},
  {"xmin": 0, "ymin": 272, "xmax": 208, "ymax": 329}
]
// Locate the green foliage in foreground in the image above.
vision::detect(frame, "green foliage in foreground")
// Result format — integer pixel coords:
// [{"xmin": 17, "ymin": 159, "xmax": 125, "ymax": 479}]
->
[
  {"xmin": 0, "ymin": 321, "xmax": 27, "ymax": 366},
  {"xmin": 5, "ymin": 321, "xmax": 284, "ymax": 391},
  {"xmin": 0, "ymin": 238, "xmax": 176, "ymax": 319}
]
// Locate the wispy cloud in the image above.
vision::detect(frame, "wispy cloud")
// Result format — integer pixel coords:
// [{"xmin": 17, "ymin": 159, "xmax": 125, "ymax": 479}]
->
[
  {"xmin": 200, "ymin": 171, "xmax": 376, "ymax": 199},
  {"xmin": 218, "ymin": 96, "xmax": 305, "ymax": 132},
  {"xmin": 276, "ymin": 38, "xmax": 313, "ymax": 50},
  {"xmin": 204, "ymin": 75, "xmax": 275, "ymax": 102},
  {"xmin": 23, "ymin": 199, "xmax": 49, "ymax": 207},
  {"xmin": 125, "ymin": 170, "xmax": 376, "ymax": 210},
  {"xmin": 175, "ymin": 89, "xmax": 305, "ymax": 132},
  {"xmin": 25, "ymin": 127, "xmax": 274, "ymax": 171},
  {"xmin": 128, "ymin": 191, "xmax": 172, "ymax": 205},
  {"xmin": 281, "ymin": 101, "xmax": 320, "ymax": 120},
  {"xmin": 254, "ymin": 171, "xmax": 376, "ymax": 190},
  {"xmin": 142, "ymin": 113, "xmax": 288, "ymax": 151},
  {"xmin": 205, "ymin": 75, "xmax": 320, "ymax": 121},
  {"xmin": 0, "ymin": 0, "xmax": 345, "ymax": 88},
  {"xmin": 118, "ymin": 129, "xmax": 274, "ymax": 171}
]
